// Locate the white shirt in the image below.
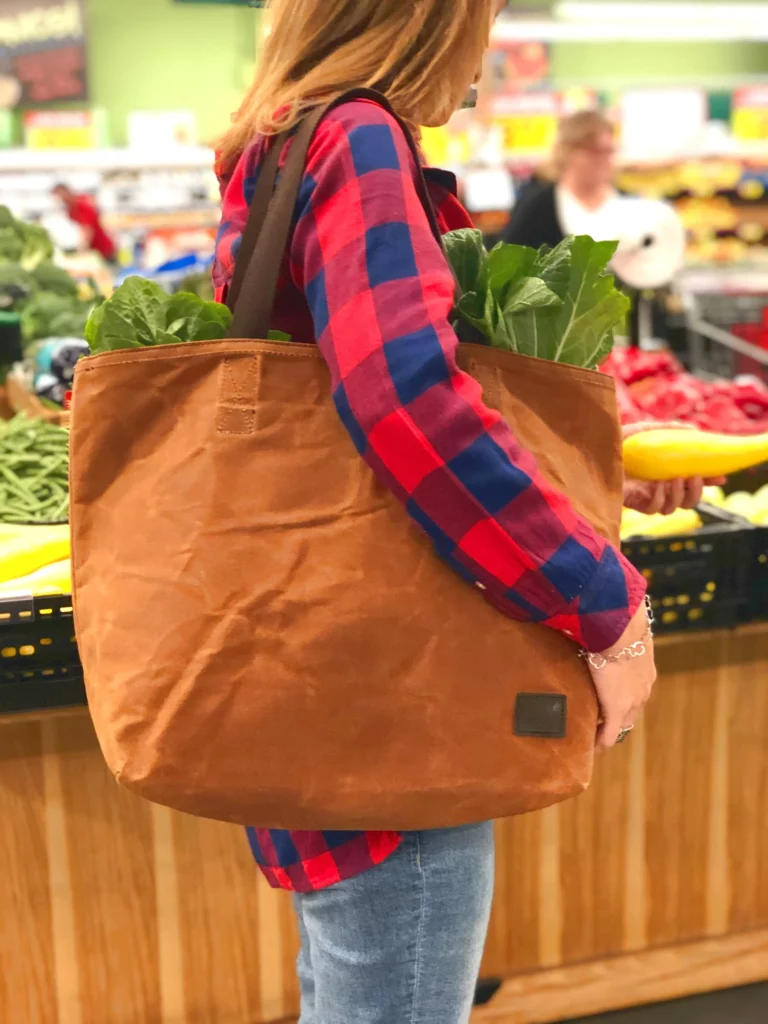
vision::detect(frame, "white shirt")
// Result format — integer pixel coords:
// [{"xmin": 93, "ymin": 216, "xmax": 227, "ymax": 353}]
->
[{"xmin": 555, "ymin": 185, "xmax": 624, "ymax": 244}]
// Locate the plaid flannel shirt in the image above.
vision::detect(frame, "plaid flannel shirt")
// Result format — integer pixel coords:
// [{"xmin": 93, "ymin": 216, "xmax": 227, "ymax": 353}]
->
[{"xmin": 215, "ymin": 100, "xmax": 647, "ymax": 894}]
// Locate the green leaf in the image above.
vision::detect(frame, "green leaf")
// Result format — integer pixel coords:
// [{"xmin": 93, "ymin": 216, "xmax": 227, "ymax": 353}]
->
[
  {"xmin": 85, "ymin": 278, "xmax": 234, "ymax": 354},
  {"xmin": 485, "ymin": 244, "xmax": 537, "ymax": 304},
  {"xmin": 268, "ymin": 330, "xmax": 292, "ymax": 341},
  {"xmin": 499, "ymin": 236, "xmax": 629, "ymax": 368},
  {"xmin": 532, "ymin": 238, "xmax": 573, "ymax": 300},
  {"xmin": 502, "ymin": 278, "xmax": 562, "ymax": 316},
  {"xmin": 443, "ymin": 229, "xmax": 487, "ymax": 296},
  {"xmin": 85, "ymin": 302, "xmax": 105, "ymax": 348}
]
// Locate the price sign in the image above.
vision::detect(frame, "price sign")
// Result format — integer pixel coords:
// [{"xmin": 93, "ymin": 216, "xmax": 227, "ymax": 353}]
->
[
  {"xmin": 499, "ymin": 113, "xmax": 557, "ymax": 153},
  {"xmin": 491, "ymin": 93, "xmax": 559, "ymax": 155},
  {"xmin": 0, "ymin": 0, "xmax": 87, "ymax": 107},
  {"xmin": 733, "ymin": 88, "xmax": 768, "ymax": 144},
  {"xmin": 23, "ymin": 111, "xmax": 98, "ymax": 149}
]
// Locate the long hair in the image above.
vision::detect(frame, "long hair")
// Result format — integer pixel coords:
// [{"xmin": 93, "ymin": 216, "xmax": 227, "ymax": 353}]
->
[
  {"xmin": 218, "ymin": 0, "xmax": 497, "ymax": 169},
  {"xmin": 543, "ymin": 109, "xmax": 614, "ymax": 182}
]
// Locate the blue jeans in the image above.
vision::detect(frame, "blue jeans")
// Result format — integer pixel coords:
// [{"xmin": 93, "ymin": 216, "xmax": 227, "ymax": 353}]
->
[{"xmin": 293, "ymin": 822, "xmax": 495, "ymax": 1024}]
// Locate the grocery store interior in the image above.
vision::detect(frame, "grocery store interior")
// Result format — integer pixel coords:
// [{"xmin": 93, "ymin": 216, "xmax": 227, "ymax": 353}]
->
[{"xmin": 1, "ymin": 1, "xmax": 768, "ymax": 1022}]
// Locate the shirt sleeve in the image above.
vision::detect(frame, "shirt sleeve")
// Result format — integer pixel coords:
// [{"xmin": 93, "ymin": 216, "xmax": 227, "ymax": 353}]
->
[{"xmin": 288, "ymin": 102, "xmax": 646, "ymax": 653}]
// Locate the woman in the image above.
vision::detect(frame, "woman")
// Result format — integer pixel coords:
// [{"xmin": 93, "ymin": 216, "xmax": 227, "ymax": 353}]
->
[
  {"xmin": 502, "ymin": 109, "xmax": 621, "ymax": 251},
  {"xmin": 214, "ymin": 3, "xmax": 700, "ymax": 1021}
]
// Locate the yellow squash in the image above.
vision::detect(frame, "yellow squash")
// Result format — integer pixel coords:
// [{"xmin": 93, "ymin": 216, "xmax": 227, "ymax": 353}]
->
[
  {"xmin": 0, "ymin": 524, "xmax": 70, "ymax": 585},
  {"xmin": 623, "ymin": 429, "xmax": 768, "ymax": 482},
  {"xmin": 0, "ymin": 558, "xmax": 71, "ymax": 597}
]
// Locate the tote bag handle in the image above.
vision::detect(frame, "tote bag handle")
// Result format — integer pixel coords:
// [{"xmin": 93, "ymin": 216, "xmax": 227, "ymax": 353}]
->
[{"xmin": 227, "ymin": 88, "xmax": 445, "ymax": 339}]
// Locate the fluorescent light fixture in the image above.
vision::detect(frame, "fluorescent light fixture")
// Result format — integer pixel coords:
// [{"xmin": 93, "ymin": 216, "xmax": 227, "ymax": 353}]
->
[
  {"xmin": 493, "ymin": 11, "xmax": 768, "ymax": 41},
  {"xmin": 556, "ymin": 2, "xmax": 768, "ymax": 22}
]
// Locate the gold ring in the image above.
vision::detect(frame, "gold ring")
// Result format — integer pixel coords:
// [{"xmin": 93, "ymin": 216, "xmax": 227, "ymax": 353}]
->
[{"xmin": 616, "ymin": 726, "xmax": 634, "ymax": 744}]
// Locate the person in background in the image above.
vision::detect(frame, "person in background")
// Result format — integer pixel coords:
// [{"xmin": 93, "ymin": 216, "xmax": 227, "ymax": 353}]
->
[
  {"xmin": 502, "ymin": 109, "xmax": 620, "ymax": 250},
  {"xmin": 502, "ymin": 110, "xmax": 664, "ymax": 351},
  {"xmin": 52, "ymin": 183, "xmax": 117, "ymax": 264}
]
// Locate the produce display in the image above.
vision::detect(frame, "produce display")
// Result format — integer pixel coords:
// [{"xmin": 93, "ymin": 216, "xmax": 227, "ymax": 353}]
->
[
  {"xmin": 703, "ymin": 484, "xmax": 768, "ymax": 526},
  {"xmin": 0, "ymin": 522, "xmax": 69, "ymax": 585},
  {"xmin": 0, "ymin": 207, "xmax": 96, "ymax": 348},
  {"xmin": 446, "ymin": 231, "xmax": 630, "ymax": 368},
  {"xmin": 0, "ymin": 415, "xmax": 69, "ymax": 524},
  {"xmin": 0, "ymin": 552, "xmax": 71, "ymax": 597},
  {"xmin": 602, "ymin": 347, "xmax": 768, "ymax": 434},
  {"xmin": 621, "ymin": 506, "xmax": 703, "ymax": 541}
]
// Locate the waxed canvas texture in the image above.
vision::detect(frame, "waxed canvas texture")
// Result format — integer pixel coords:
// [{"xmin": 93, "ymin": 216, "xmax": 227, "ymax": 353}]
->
[{"xmin": 69, "ymin": 336, "xmax": 624, "ymax": 830}]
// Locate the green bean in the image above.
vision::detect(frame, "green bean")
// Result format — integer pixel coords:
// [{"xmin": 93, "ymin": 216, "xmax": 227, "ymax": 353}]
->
[{"xmin": 0, "ymin": 414, "xmax": 70, "ymax": 524}]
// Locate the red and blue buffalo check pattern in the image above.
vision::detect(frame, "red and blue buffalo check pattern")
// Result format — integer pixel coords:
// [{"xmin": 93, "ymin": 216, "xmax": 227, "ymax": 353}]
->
[{"xmin": 215, "ymin": 99, "xmax": 647, "ymax": 893}]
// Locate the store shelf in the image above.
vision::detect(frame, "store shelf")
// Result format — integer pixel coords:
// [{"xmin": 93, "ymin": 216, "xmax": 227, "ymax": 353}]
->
[{"xmin": 0, "ymin": 146, "xmax": 215, "ymax": 172}]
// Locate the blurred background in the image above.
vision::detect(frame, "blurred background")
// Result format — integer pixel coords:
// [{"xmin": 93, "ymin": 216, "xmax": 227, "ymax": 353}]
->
[{"xmin": 1, "ymin": 4, "xmax": 768, "ymax": 1024}]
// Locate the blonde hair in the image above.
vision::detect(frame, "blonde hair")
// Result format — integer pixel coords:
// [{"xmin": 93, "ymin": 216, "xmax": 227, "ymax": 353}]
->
[
  {"xmin": 546, "ymin": 109, "xmax": 614, "ymax": 181},
  {"xmin": 218, "ymin": 0, "xmax": 497, "ymax": 169}
]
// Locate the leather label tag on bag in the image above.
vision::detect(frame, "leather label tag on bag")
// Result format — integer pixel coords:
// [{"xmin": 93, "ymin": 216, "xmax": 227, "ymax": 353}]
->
[{"xmin": 514, "ymin": 694, "xmax": 567, "ymax": 739}]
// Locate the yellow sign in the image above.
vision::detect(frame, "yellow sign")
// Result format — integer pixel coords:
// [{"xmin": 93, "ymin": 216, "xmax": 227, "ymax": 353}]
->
[
  {"xmin": 732, "ymin": 87, "xmax": 768, "ymax": 143},
  {"xmin": 23, "ymin": 110, "xmax": 97, "ymax": 149},
  {"xmin": 498, "ymin": 113, "xmax": 557, "ymax": 154}
]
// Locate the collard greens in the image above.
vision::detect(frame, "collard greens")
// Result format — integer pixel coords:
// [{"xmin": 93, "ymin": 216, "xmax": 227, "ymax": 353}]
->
[
  {"xmin": 86, "ymin": 277, "xmax": 234, "ymax": 354},
  {"xmin": 85, "ymin": 276, "xmax": 291, "ymax": 355},
  {"xmin": 445, "ymin": 230, "xmax": 630, "ymax": 370}
]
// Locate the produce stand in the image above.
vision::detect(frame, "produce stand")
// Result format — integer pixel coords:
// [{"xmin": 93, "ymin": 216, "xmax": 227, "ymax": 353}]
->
[
  {"xmin": 0, "ymin": 386, "xmax": 12, "ymax": 420},
  {"xmin": 1, "ymin": 624, "xmax": 767, "ymax": 1024},
  {"xmin": 5, "ymin": 370, "xmax": 70, "ymax": 427}
]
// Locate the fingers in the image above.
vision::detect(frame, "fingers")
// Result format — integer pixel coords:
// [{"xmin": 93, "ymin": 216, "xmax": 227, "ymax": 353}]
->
[
  {"xmin": 644, "ymin": 481, "xmax": 666, "ymax": 515},
  {"xmin": 596, "ymin": 704, "xmax": 642, "ymax": 752},
  {"xmin": 660, "ymin": 477, "xmax": 686, "ymax": 515},
  {"xmin": 680, "ymin": 476, "xmax": 704, "ymax": 510}
]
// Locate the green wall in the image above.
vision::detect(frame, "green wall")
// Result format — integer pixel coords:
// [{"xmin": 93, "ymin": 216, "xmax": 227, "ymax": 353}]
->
[
  {"xmin": 86, "ymin": 0, "xmax": 260, "ymax": 146},
  {"xmin": 81, "ymin": 0, "xmax": 768, "ymax": 146},
  {"xmin": 552, "ymin": 42, "xmax": 768, "ymax": 88}
]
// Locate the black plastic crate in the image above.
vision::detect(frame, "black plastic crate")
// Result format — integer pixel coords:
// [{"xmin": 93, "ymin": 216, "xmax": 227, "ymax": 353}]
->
[
  {"xmin": 0, "ymin": 593, "xmax": 79, "ymax": 680},
  {"xmin": 749, "ymin": 524, "xmax": 768, "ymax": 622},
  {"xmin": 622, "ymin": 505, "xmax": 755, "ymax": 634},
  {"xmin": 0, "ymin": 668, "xmax": 85, "ymax": 715}
]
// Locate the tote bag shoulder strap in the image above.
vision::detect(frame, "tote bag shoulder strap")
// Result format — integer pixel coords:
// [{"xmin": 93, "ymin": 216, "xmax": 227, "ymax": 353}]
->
[{"xmin": 227, "ymin": 88, "xmax": 444, "ymax": 340}]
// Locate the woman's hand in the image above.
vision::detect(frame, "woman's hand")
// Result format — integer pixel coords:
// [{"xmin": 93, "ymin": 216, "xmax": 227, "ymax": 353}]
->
[
  {"xmin": 588, "ymin": 599, "xmax": 657, "ymax": 750},
  {"xmin": 622, "ymin": 421, "xmax": 725, "ymax": 515}
]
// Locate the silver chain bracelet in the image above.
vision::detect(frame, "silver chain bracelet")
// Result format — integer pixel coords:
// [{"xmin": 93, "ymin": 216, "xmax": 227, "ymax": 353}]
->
[{"xmin": 579, "ymin": 596, "xmax": 654, "ymax": 671}]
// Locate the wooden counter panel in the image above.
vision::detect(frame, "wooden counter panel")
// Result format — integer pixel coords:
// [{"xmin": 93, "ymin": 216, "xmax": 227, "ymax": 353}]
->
[
  {"xmin": 643, "ymin": 633, "xmax": 720, "ymax": 948},
  {"xmin": 0, "ymin": 721, "xmax": 57, "ymax": 1024},
  {"xmin": 726, "ymin": 629, "xmax": 768, "ymax": 933},
  {"xmin": 55, "ymin": 714, "xmax": 161, "ymax": 1024},
  {"xmin": 0, "ymin": 624, "xmax": 766, "ymax": 1022},
  {"xmin": 484, "ymin": 811, "xmax": 543, "ymax": 977}
]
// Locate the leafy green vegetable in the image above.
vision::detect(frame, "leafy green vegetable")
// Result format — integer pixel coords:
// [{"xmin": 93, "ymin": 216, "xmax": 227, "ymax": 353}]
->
[
  {"xmin": 21, "ymin": 292, "xmax": 92, "ymax": 344},
  {"xmin": 31, "ymin": 260, "xmax": 79, "ymax": 298},
  {"xmin": 445, "ymin": 232, "xmax": 630, "ymax": 370},
  {"xmin": 86, "ymin": 276, "xmax": 292, "ymax": 355},
  {"xmin": 0, "ymin": 207, "xmax": 54, "ymax": 271},
  {"xmin": 86, "ymin": 276, "xmax": 234, "ymax": 354},
  {"xmin": 0, "ymin": 264, "xmax": 35, "ymax": 311}
]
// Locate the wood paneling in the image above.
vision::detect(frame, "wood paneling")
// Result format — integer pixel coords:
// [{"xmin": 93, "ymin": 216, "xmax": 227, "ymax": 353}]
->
[
  {"xmin": 0, "ymin": 721, "xmax": 58, "ymax": 1024},
  {"xmin": 1, "ymin": 624, "xmax": 767, "ymax": 1023}
]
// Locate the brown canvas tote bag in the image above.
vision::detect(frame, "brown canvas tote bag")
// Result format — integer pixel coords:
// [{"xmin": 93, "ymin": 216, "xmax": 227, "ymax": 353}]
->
[{"xmin": 70, "ymin": 91, "xmax": 624, "ymax": 830}]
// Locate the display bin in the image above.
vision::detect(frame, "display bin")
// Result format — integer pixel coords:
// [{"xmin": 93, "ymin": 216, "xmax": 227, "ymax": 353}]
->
[
  {"xmin": 622, "ymin": 505, "xmax": 755, "ymax": 634},
  {"xmin": 5, "ymin": 370, "xmax": 70, "ymax": 426},
  {"xmin": 680, "ymin": 274, "xmax": 768, "ymax": 384},
  {"xmin": 749, "ymin": 524, "xmax": 768, "ymax": 622},
  {"xmin": 0, "ymin": 592, "xmax": 83, "ymax": 713}
]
